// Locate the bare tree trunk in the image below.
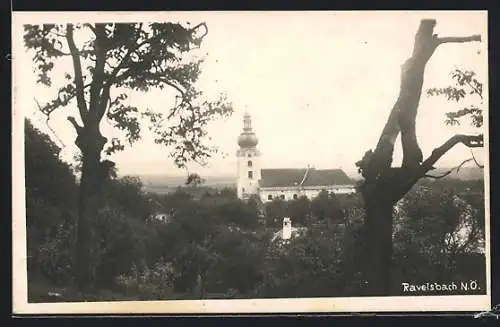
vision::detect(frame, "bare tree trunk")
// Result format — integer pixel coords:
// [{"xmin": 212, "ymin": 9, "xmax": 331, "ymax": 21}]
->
[
  {"xmin": 66, "ymin": 23, "xmax": 112, "ymax": 294},
  {"xmin": 362, "ymin": 196, "xmax": 394, "ymax": 295},
  {"xmin": 200, "ymin": 273, "xmax": 207, "ymax": 299},
  {"xmin": 356, "ymin": 19, "xmax": 481, "ymax": 296},
  {"xmin": 74, "ymin": 123, "xmax": 108, "ymax": 293}
]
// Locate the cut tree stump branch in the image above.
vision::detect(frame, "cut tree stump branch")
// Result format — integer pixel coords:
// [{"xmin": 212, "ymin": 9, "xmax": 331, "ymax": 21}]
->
[{"xmin": 438, "ymin": 35, "xmax": 482, "ymax": 44}]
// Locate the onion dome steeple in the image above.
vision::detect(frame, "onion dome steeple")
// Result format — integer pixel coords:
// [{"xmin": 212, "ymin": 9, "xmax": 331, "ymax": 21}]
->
[{"xmin": 237, "ymin": 112, "xmax": 259, "ymax": 148}]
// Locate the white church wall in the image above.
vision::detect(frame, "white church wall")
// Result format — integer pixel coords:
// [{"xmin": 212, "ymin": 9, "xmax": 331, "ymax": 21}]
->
[{"xmin": 260, "ymin": 185, "xmax": 356, "ymax": 202}]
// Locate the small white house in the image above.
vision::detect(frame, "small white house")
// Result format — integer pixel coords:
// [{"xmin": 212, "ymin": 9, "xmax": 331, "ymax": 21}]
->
[
  {"xmin": 271, "ymin": 217, "xmax": 307, "ymax": 243},
  {"xmin": 150, "ymin": 212, "xmax": 173, "ymax": 224}
]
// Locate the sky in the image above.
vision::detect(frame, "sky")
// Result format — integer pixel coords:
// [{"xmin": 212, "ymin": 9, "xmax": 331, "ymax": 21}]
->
[{"xmin": 12, "ymin": 11, "xmax": 488, "ymax": 178}]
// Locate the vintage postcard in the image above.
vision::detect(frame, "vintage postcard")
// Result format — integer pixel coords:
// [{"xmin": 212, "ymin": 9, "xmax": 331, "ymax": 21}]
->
[{"xmin": 12, "ymin": 10, "xmax": 491, "ymax": 314}]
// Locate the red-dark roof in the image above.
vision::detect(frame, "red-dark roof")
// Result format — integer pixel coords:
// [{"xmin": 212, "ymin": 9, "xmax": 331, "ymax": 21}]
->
[{"xmin": 259, "ymin": 168, "xmax": 354, "ymax": 188}]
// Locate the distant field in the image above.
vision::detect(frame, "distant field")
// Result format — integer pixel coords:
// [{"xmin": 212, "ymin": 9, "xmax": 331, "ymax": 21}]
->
[
  {"xmin": 427, "ymin": 167, "xmax": 485, "ymax": 180},
  {"xmin": 133, "ymin": 166, "xmax": 483, "ymax": 195},
  {"xmin": 135, "ymin": 173, "xmax": 236, "ymax": 194},
  {"xmin": 142, "ymin": 185, "xmax": 179, "ymax": 194},
  {"xmin": 143, "ymin": 184, "xmax": 236, "ymax": 195},
  {"xmin": 133, "ymin": 174, "xmax": 235, "ymax": 185}
]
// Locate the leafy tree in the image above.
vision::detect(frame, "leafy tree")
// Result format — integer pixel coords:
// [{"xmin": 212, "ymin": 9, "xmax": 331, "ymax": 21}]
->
[
  {"xmin": 115, "ymin": 258, "xmax": 178, "ymax": 300},
  {"xmin": 286, "ymin": 196, "xmax": 311, "ymax": 226},
  {"xmin": 92, "ymin": 205, "xmax": 146, "ymax": 288},
  {"xmin": 264, "ymin": 199, "xmax": 288, "ymax": 227},
  {"xmin": 150, "ymin": 188, "xmax": 263, "ymax": 299},
  {"xmin": 24, "ymin": 22, "xmax": 233, "ymax": 291},
  {"xmin": 153, "ymin": 191, "xmax": 219, "ymax": 297},
  {"xmin": 90, "ymin": 175, "xmax": 167, "ymax": 288},
  {"xmin": 209, "ymin": 229, "xmax": 267, "ymax": 296},
  {"xmin": 255, "ymin": 220, "xmax": 365, "ymax": 298},
  {"xmin": 310, "ymin": 190, "xmax": 344, "ymax": 223},
  {"xmin": 185, "ymin": 172, "xmax": 205, "ymax": 187},
  {"xmin": 25, "ymin": 119, "xmax": 79, "ymax": 286},
  {"xmin": 354, "ymin": 19, "xmax": 483, "ymax": 295},
  {"xmin": 392, "ymin": 180, "xmax": 486, "ymax": 294},
  {"xmin": 102, "ymin": 175, "xmax": 153, "ymax": 220},
  {"xmin": 25, "ymin": 119, "xmax": 78, "ymax": 209}
]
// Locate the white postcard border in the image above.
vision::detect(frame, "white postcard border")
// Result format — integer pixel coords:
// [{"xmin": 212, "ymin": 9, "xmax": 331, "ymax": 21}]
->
[{"xmin": 11, "ymin": 10, "xmax": 491, "ymax": 314}]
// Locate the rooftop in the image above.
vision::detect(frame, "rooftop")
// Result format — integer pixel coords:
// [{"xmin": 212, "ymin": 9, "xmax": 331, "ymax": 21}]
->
[{"xmin": 259, "ymin": 168, "xmax": 354, "ymax": 188}]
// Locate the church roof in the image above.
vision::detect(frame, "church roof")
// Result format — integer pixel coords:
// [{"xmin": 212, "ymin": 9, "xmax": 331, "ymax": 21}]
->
[{"xmin": 260, "ymin": 168, "xmax": 354, "ymax": 188}]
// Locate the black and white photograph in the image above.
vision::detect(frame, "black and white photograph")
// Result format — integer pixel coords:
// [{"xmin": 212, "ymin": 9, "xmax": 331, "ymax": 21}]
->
[{"xmin": 12, "ymin": 11, "xmax": 490, "ymax": 314}]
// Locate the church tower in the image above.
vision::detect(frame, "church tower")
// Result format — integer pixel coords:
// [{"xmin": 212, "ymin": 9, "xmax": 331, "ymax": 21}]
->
[{"xmin": 236, "ymin": 112, "xmax": 261, "ymax": 200}]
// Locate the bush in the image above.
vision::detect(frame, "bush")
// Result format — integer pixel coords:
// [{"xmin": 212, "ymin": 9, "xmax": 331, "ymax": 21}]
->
[{"xmin": 115, "ymin": 259, "xmax": 177, "ymax": 299}]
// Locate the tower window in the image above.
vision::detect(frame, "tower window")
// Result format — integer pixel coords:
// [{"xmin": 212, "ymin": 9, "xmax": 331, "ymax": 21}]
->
[
  {"xmin": 248, "ymin": 171, "xmax": 253, "ymax": 179},
  {"xmin": 248, "ymin": 153, "xmax": 252, "ymax": 158},
  {"xmin": 242, "ymin": 187, "xmax": 245, "ymax": 193},
  {"xmin": 268, "ymin": 195, "xmax": 273, "ymax": 200},
  {"xmin": 248, "ymin": 160, "xmax": 253, "ymax": 167},
  {"xmin": 280, "ymin": 194, "xmax": 285, "ymax": 200},
  {"xmin": 293, "ymin": 194, "xmax": 298, "ymax": 200}
]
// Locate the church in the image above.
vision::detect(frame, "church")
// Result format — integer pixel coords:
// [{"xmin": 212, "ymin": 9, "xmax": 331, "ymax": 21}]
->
[{"xmin": 236, "ymin": 112, "xmax": 356, "ymax": 202}]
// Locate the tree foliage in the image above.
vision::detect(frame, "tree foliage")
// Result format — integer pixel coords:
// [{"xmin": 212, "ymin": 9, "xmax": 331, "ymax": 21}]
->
[
  {"xmin": 310, "ymin": 190, "xmax": 344, "ymax": 222},
  {"xmin": 25, "ymin": 119, "xmax": 78, "ymax": 209},
  {"xmin": 254, "ymin": 211, "xmax": 366, "ymax": 298},
  {"xmin": 26, "ymin": 146, "xmax": 486, "ymax": 301},
  {"xmin": 427, "ymin": 68, "xmax": 484, "ymax": 128},
  {"xmin": 25, "ymin": 119, "xmax": 78, "ymax": 286},
  {"xmin": 24, "ymin": 22, "xmax": 233, "ymax": 166},
  {"xmin": 392, "ymin": 180, "xmax": 486, "ymax": 293},
  {"xmin": 24, "ymin": 21, "xmax": 233, "ymax": 291}
]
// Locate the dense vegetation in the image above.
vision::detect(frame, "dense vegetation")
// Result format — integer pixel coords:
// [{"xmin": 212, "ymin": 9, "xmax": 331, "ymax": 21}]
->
[{"xmin": 26, "ymin": 118, "xmax": 486, "ymax": 302}]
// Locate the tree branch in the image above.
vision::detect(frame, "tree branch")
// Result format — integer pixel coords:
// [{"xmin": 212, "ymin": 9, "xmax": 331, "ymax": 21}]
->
[
  {"xmin": 190, "ymin": 22, "xmax": 208, "ymax": 40},
  {"xmin": 470, "ymin": 148, "xmax": 484, "ymax": 169},
  {"xmin": 98, "ymin": 84, "xmax": 112, "ymax": 122},
  {"xmin": 139, "ymin": 71, "xmax": 191, "ymax": 118},
  {"xmin": 46, "ymin": 47, "xmax": 71, "ymax": 56},
  {"xmin": 33, "ymin": 97, "xmax": 66, "ymax": 148},
  {"xmin": 107, "ymin": 32, "xmax": 160, "ymax": 83},
  {"xmin": 84, "ymin": 23, "xmax": 97, "ymax": 35},
  {"xmin": 419, "ymin": 134, "xmax": 484, "ymax": 176},
  {"xmin": 67, "ymin": 116, "xmax": 83, "ymax": 134},
  {"xmin": 438, "ymin": 35, "xmax": 481, "ymax": 44},
  {"xmin": 108, "ymin": 23, "xmax": 207, "ymax": 85},
  {"xmin": 392, "ymin": 134, "xmax": 484, "ymax": 200},
  {"xmin": 66, "ymin": 24, "xmax": 88, "ymax": 123},
  {"xmin": 424, "ymin": 158, "xmax": 474, "ymax": 179},
  {"xmin": 89, "ymin": 24, "xmax": 108, "ymax": 122},
  {"xmin": 424, "ymin": 171, "xmax": 452, "ymax": 179}
]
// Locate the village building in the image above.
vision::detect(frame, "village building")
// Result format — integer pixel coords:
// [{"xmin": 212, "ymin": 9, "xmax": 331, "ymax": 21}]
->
[
  {"xmin": 271, "ymin": 217, "xmax": 308, "ymax": 244},
  {"xmin": 236, "ymin": 112, "xmax": 356, "ymax": 202}
]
